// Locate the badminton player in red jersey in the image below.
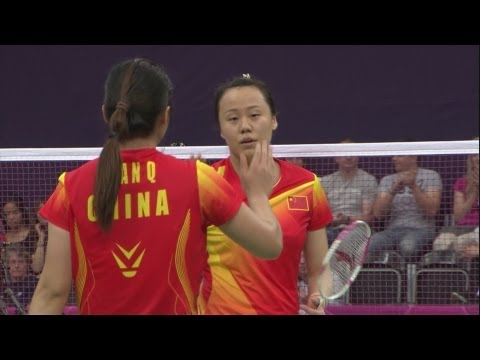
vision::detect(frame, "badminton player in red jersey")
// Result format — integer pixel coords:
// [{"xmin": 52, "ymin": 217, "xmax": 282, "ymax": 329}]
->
[
  {"xmin": 198, "ymin": 75, "xmax": 333, "ymax": 315},
  {"xmin": 28, "ymin": 59, "xmax": 282, "ymax": 315}
]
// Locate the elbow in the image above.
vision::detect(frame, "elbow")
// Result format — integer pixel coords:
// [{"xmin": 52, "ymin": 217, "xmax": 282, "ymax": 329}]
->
[
  {"xmin": 270, "ymin": 227, "xmax": 284, "ymax": 259},
  {"xmin": 36, "ymin": 276, "xmax": 71, "ymax": 304},
  {"xmin": 427, "ymin": 205, "xmax": 440, "ymax": 217},
  {"xmin": 263, "ymin": 225, "xmax": 283, "ymax": 259},
  {"xmin": 39, "ymin": 287, "xmax": 70, "ymax": 311},
  {"xmin": 263, "ymin": 247, "xmax": 282, "ymax": 260},
  {"xmin": 36, "ymin": 283, "xmax": 68, "ymax": 303}
]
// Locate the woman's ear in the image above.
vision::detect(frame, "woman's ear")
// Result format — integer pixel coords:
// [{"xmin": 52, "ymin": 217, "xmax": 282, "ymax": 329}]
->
[
  {"xmin": 156, "ymin": 106, "xmax": 171, "ymax": 141},
  {"xmin": 161, "ymin": 106, "xmax": 171, "ymax": 128},
  {"xmin": 272, "ymin": 116, "xmax": 278, "ymax": 131}
]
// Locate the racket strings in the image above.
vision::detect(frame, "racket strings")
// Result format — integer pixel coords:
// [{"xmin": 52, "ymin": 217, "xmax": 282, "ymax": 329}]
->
[{"xmin": 325, "ymin": 224, "xmax": 371, "ymax": 298}]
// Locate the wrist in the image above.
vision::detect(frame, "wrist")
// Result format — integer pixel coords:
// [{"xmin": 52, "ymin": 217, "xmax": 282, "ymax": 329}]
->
[
  {"xmin": 317, "ymin": 296, "xmax": 328, "ymax": 309},
  {"xmin": 246, "ymin": 194, "xmax": 272, "ymax": 215},
  {"xmin": 245, "ymin": 191, "xmax": 269, "ymax": 202}
]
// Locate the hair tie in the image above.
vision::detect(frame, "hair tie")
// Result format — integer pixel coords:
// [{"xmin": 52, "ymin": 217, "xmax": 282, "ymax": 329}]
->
[
  {"xmin": 115, "ymin": 101, "xmax": 128, "ymax": 112},
  {"xmin": 108, "ymin": 132, "xmax": 118, "ymax": 139}
]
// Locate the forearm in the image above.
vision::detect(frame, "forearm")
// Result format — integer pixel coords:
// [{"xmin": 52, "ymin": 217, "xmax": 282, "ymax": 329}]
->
[
  {"xmin": 351, "ymin": 212, "xmax": 373, "ymax": 224},
  {"xmin": 220, "ymin": 198, "xmax": 283, "ymax": 259},
  {"xmin": 31, "ymin": 244, "xmax": 46, "ymax": 274},
  {"xmin": 307, "ymin": 273, "xmax": 320, "ymax": 296},
  {"xmin": 316, "ymin": 265, "xmax": 333, "ymax": 299},
  {"xmin": 247, "ymin": 193, "xmax": 281, "ymax": 235},
  {"xmin": 304, "ymin": 229, "xmax": 328, "ymax": 297},
  {"xmin": 373, "ymin": 194, "xmax": 392, "ymax": 218},
  {"xmin": 306, "ymin": 268, "xmax": 323, "ymax": 310},
  {"xmin": 411, "ymin": 186, "xmax": 439, "ymax": 216},
  {"xmin": 454, "ymin": 193, "xmax": 477, "ymax": 222},
  {"xmin": 30, "ymin": 223, "xmax": 72, "ymax": 314}
]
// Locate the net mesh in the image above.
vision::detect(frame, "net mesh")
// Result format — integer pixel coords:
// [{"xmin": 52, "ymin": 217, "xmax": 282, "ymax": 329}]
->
[{"xmin": 0, "ymin": 140, "xmax": 478, "ymax": 313}]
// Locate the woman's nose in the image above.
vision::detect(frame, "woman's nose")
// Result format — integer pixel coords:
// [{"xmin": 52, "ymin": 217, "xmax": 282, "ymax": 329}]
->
[{"xmin": 240, "ymin": 118, "xmax": 252, "ymax": 131}]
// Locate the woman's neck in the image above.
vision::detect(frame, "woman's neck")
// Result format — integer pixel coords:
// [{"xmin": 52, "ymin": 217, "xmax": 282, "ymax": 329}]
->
[
  {"xmin": 229, "ymin": 154, "xmax": 281, "ymax": 185},
  {"xmin": 229, "ymin": 154, "xmax": 242, "ymax": 174},
  {"xmin": 120, "ymin": 137, "xmax": 158, "ymax": 150},
  {"xmin": 6, "ymin": 226, "xmax": 29, "ymax": 242}
]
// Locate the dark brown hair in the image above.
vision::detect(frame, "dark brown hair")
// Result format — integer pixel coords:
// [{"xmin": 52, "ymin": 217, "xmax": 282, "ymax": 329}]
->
[
  {"xmin": 213, "ymin": 74, "xmax": 277, "ymax": 127},
  {"xmin": 94, "ymin": 58, "xmax": 173, "ymax": 231}
]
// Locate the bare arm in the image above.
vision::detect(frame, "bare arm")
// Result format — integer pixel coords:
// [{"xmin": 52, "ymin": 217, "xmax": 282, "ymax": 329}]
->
[
  {"xmin": 304, "ymin": 228, "xmax": 329, "ymax": 299},
  {"xmin": 333, "ymin": 202, "xmax": 373, "ymax": 227},
  {"xmin": 374, "ymin": 173, "xmax": 406, "ymax": 219},
  {"xmin": 31, "ymin": 224, "xmax": 46, "ymax": 274},
  {"xmin": 410, "ymin": 185, "xmax": 441, "ymax": 217},
  {"xmin": 399, "ymin": 170, "xmax": 441, "ymax": 217},
  {"xmin": 29, "ymin": 223, "xmax": 72, "ymax": 314},
  {"xmin": 300, "ymin": 229, "xmax": 331, "ymax": 314},
  {"xmin": 220, "ymin": 141, "xmax": 282, "ymax": 259},
  {"xmin": 375, "ymin": 187, "xmax": 440, "ymax": 219},
  {"xmin": 374, "ymin": 171, "xmax": 441, "ymax": 218},
  {"xmin": 373, "ymin": 191, "xmax": 393, "ymax": 219},
  {"xmin": 351, "ymin": 199, "xmax": 375, "ymax": 224},
  {"xmin": 453, "ymin": 189, "xmax": 478, "ymax": 223},
  {"xmin": 220, "ymin": 199, "xmax": 282, "ymax": 259}
]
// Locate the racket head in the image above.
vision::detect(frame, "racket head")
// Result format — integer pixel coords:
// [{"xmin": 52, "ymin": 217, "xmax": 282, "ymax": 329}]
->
[{"xmin": 318, "ymin": 220, "xmax": 371, "ymax": 300}]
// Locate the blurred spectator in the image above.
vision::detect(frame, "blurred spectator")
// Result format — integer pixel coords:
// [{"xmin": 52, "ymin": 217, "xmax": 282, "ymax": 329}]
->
[
  {"xmin": 433, "ymin": 146, "xmax": 479, "ymax": 258},
  {"xmin": 1, "ymin": 248, "xmax": 38, "ymax": 313},
  {"xmin": 369, "ymin": 153, "xmax": 442, "ymax": 262},
  {"xmin": 321, "ymin": 139, "xmax": 378, "ymax": 245},
  {"xmin": 1, "ymin": 195, "xmax": 45, "ymax": 274},
  {"xmin": 0, "ymin": 218, "xmax": 5, "ymax": 241}
]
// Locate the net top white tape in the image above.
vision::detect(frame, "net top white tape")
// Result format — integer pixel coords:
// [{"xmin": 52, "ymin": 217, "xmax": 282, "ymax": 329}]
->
[{"xmin": 0, "ymin": 140, "xmax": 478, "ymax": 161}]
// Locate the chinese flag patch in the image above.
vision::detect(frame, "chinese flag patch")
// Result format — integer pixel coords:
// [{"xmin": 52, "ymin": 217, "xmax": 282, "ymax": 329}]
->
[{"xmin": 287, "ymin": 195, "xmax": 309, "ymax": 211}]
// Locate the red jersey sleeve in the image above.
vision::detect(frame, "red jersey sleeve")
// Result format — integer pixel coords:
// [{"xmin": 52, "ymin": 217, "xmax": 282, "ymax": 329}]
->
[
  {"xmin": 196, "ymin": 161, "xmax": 243, "ymax": 227},
  {"xmin": 39, "ymin": 172, "xmax": 72, "ymax": 231}
]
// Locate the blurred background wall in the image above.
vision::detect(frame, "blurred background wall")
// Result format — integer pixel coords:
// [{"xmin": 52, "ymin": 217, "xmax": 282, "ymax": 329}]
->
[{"xmin": 1, "ymin": 45, "xmax": 478, "ymax": 147}]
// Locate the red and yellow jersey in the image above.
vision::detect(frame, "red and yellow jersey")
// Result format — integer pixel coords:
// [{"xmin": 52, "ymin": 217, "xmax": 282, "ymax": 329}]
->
[
  {"xmin": 39, "ymin": 148, "xmax": 242, "ymax": 315},
  {"xmin": 199, "ymin": 158, "xmax": 332, "ymax": 314}
]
